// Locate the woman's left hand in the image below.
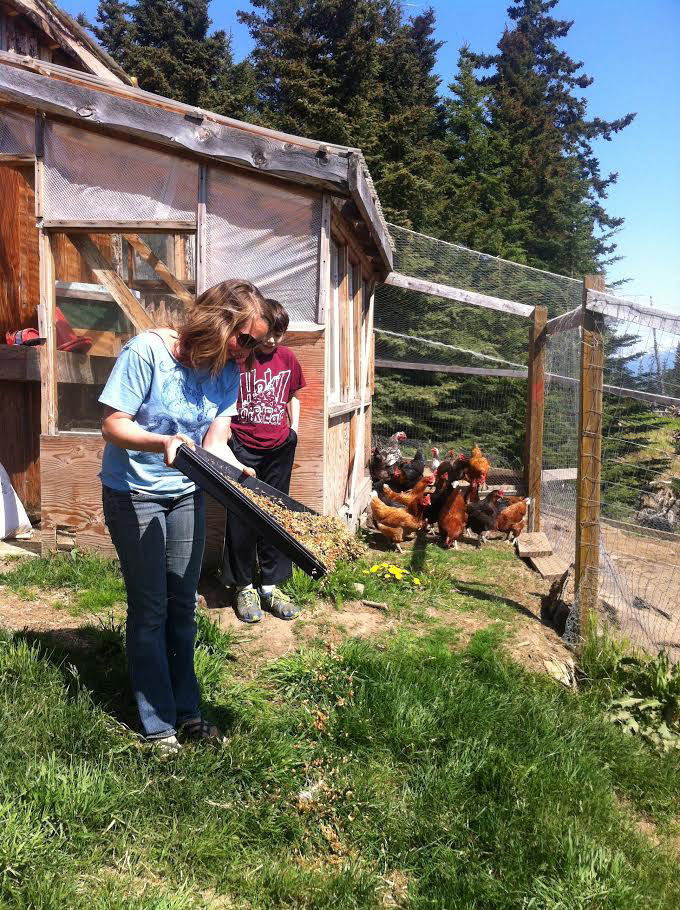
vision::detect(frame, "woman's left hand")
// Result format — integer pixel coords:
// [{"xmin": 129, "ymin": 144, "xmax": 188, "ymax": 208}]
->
[{"xmin": 240, "ymin": 464, "xmax": 256, "ymax": 478}]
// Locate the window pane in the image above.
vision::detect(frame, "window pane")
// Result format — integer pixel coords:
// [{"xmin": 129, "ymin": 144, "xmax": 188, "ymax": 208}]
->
[
  {"xmin": 329, "ymin": 241, "xmax": 339, "ymax": 402},
  {"xmin": 206, "ymin": 166, "xmax": 321, "ymax": 323}
]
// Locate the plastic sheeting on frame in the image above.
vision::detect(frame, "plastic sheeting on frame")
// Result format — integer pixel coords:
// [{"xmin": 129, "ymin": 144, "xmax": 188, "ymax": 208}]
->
[
  {"xmin": 43, "ymin": 121, "xmax": 198, "ymax": 223},
  {"xmin": 205, "ymin": 167, "xmax": 321, "ymax": 324},
  {"xmin": 0, "ymin": 108, "xmax": 34, "ymax": 157}
]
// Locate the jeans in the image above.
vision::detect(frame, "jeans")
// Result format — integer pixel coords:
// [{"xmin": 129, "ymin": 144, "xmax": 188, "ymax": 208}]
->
[{"xmin": 102, "ymin": 485, "xmax": 205, "ymax": 739}]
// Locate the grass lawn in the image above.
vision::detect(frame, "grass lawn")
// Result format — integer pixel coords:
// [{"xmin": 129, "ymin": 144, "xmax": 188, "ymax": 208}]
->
[{"xmin": 0, "ymin": 547, "xmax": 679, "ymax": 909}]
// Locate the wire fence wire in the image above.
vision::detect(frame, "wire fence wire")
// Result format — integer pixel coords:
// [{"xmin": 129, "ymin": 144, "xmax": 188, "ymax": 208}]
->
[
  {"xmin": 388, "ymin": 223, "xmax": 583, "ymax": 313},
  {"xmin": 542, "ymin": 302, "xmax": 680, "ymax": 659}
]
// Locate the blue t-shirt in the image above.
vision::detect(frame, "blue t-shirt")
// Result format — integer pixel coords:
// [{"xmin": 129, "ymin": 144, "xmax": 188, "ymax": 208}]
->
[{"xmin": 99, "ymin": 332, "xmax": 239, "ymax": 495}]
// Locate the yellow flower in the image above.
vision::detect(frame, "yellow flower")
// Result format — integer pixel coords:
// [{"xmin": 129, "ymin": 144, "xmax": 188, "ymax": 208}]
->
[
  {"xmin": 370, "ymin": 565, "xmax": 379, "ymax": 573},
  {"xmin": 413, "ymin": 578, "xmax": 421, "ymax": 585}
]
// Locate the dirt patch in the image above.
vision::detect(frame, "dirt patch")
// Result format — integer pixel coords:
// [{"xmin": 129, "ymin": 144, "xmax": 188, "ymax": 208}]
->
[{"xmin": 0, "ymin": 542, "xmax": 576, "ymax": 678}]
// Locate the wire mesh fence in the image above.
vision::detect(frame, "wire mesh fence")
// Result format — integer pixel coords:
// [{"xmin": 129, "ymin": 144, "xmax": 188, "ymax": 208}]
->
[
  {"xmin": 374, "ymin": 223, "xmax": 680, "ymax": 660},
  {"xmin": 541, "ymin": 298, "xmax": 680, "ymax": 658}
]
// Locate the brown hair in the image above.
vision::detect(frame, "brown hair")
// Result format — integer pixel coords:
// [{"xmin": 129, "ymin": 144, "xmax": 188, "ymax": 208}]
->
[
  {"xmin": 177, "ymin": 279, "xmax": 272, "ymax": 375},
  {"xmin": 264, "ymin": 298, "xmax": 290, "ymax": 336}
]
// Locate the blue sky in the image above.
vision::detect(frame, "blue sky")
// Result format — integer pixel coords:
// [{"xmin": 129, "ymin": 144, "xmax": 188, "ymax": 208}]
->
[{"xmin": 64, "ymin": 0, "xmax": 680, "ymax": 312}]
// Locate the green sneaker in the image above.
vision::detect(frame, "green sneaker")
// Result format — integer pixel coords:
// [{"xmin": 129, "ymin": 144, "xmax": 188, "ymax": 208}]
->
[
  {"xmin": 259, "ymin": 586, "xmax": 300, "ymax": 620},
  {"xmin": 235, "ymin": 587, "xmax": 262, "ymax": 623}
]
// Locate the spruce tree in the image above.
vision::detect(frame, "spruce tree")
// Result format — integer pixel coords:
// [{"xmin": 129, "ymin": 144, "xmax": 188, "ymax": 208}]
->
[
  {"xmin": 84, "ymin": 0, "xmax": 254, "ymax": 117},
  {"xmin": 469, "ymin": 0, "xmax": 635, "ymax": 277}
]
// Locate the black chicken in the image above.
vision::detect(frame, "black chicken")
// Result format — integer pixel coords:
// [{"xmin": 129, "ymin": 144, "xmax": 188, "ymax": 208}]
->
[
  {"xmin": 389, "ymin": 448, "xmax": 425, "ymax": 491},
  {"xmin": 466, "ymin": 489, "xmax": 506, "ymax": 545}
]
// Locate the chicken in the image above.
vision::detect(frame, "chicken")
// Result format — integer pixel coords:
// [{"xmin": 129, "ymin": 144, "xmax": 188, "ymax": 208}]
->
[
  {"xmin": 381, "ymin": 475, "xmax": 433, "ymax": 516},
  {"xmin": 435, "ymin": 457, "xmax": 468, "ymax": 487},
  {"xmin": 496, "ymin": 497, "xmax": 531, "ymax": 542},
  {"xmin": 466, "ymin": 489, "xmax": 505, "ymax": 545},
  {"xmin": 370, "ymin": 492, "xmax": 425, "ymax": 534},
  {"xmin": 465, "ymin": 445, "xmax": 491, "ymax": 493},
  {"xmin": 373, "ymin": 480, "xmax": 403, "ymax": 509},
  {"xmin": 437, "ymin": 480, "xmax": 467, "ymax": 550},
  {"xmin": 389, "ymin": 447, "xmax": 425, "ymax": 491},
  {"xmin": 375, "ymin": 522, "xmax": 405, "ymax": 552},
  {"xmin": 369, "ymin": 431, "xmax": 407, "ymax": 484},
  {"xmin": 430, "ymin": 447, "xmax": 441, "ymax": 471}
]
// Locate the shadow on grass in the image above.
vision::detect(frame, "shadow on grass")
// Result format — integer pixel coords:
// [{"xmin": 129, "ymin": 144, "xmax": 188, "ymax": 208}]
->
[
  {"xmin": 14, "ymin": 621, "xmax": 138, "ymax": 730},
  {"xmin": 451, "ymin": 580, "xmax": 539, "ymax": 622}
]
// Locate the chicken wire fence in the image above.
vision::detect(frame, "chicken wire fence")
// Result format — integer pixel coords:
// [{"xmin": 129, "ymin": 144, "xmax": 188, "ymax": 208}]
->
[{"xmin": 541, "ymin": 297, "xmax": 680, "ymax": 659}]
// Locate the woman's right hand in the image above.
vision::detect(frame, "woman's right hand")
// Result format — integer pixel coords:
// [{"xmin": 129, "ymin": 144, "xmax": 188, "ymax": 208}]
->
[{"xmin": 163, "ymin": 434, "xmax": 195, "ymax": 466}]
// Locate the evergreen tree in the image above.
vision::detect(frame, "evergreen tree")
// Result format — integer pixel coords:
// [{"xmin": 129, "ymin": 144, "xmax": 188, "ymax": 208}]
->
[
  {"xmin": 469, "ymin": 0, "xmax": 635, "ymax": 276},
  {"xmin": 238, "ymin": 1, "xmax": 447, "ymax": 226},
  {"xmin": 84, "ymin": 0, "xmax": 255, "ymax": 117},
  {"xmin": 440, "ymin": 46, "xmax": 528, "ymax": 261}
]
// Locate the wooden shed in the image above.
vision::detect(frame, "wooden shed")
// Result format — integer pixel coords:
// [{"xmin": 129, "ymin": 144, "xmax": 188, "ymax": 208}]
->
[{"xmin": 0, "ymin": 3, "xmax": 393, "ymax": 558}]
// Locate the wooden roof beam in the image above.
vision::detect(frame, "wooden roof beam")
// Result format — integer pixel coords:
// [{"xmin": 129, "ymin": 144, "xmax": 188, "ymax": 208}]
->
[{"xmin": 0, "ymin": 57, "xmax": 350, "ymax": 192}]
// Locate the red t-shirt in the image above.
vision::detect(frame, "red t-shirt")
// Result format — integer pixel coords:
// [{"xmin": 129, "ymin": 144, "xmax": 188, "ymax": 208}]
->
[{"xmin": 230, "ymin": 345, "xmax": 306, "ymax": 449}]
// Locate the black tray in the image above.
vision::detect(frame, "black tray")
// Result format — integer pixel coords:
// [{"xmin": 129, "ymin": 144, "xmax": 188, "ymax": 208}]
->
[{"xmin": 174, "ymin": 444, "xmax": 327, "ymax": 579}]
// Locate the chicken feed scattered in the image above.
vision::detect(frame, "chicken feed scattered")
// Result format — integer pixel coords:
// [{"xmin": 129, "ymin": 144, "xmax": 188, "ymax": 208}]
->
[{"xmin": 236, "ymin": 484, "xmax": 366, "ymax": 571}]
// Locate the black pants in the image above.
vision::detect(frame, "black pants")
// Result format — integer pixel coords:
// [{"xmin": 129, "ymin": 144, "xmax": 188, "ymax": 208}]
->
[{"xmin": 220, "ymin": 430, "xmax": 298, "ymax": 588}]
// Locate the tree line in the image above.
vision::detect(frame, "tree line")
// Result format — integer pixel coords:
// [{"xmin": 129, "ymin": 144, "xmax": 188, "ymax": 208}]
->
[{"xmin": 82, "ymin": 0, "xmax": 634, "ymax": 281}]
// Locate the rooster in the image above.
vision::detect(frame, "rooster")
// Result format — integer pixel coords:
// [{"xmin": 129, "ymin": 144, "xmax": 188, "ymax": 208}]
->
[
  {"xmin": 466, "ymin": 489, "xmax": 505, "ymax": 545},
  {"xmin": 369, "ymin": 432, "xmax": 407, "ymax": 484},
  {"xmin": 465, "ymin": 445, "xmax": 490, "ymax": 494},
  {"xmin": 496, "ymin": 497, "xmax": 531, "ymax": 542},
  {"xmin": 437, "ymin": 480, "xmax": 467, "ymax": 550}
]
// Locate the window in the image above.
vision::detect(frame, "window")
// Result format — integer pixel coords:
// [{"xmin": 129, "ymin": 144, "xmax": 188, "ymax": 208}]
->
[
  {"xmin": 329, "ymin": 241, "xmax": 341, "ymax": 403},
  {"xmin": 52, "ymin": 230, "xmax": 195, "ymax": 432}
]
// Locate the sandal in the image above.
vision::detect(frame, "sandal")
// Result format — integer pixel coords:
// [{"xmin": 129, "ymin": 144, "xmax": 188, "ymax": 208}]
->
[
  {"xmin": 259, "ymin": 586, "xmax": 300, "ymax": 620},
  {"xmin": 235, "ymin": 587, "xmax": 262, "ymax": 623},
  {"xmin": 178, "ymin": 718, "xmax": 227, "ymax": 745}
]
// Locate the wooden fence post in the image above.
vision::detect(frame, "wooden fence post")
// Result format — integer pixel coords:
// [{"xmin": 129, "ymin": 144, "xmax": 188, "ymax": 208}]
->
[
  {"xmin": 525, "ymin": 306, "xmax": 547, "ymax": 531},
  {"xmin": 575, "ymin": 275, "xmax": 605, "ymax": 639}
]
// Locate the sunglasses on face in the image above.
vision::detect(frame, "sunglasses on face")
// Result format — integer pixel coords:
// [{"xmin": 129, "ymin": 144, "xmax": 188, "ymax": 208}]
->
[{"xmin": 235, "ymin": 331, "xmax": 262, "ymax": 350}]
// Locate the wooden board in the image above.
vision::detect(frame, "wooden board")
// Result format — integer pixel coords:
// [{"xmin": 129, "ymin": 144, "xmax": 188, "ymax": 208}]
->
[
  {"xmin": 0, "ymin": 57, "xmax": 350, "ymax": 193},
  {"xmin": 515, "ymin": 532, "xmax": 553, "ymax": 559},
  {"xmin": 279, "ymin": 329, "xmax": 325, "ymax": 514},
  {"xmin": 383, "ymin": 272, "xmax": 533, "ymax": 318},
  {"xmin": 529, "ymin": 554, "xmax": 570, "ymax": 580}
]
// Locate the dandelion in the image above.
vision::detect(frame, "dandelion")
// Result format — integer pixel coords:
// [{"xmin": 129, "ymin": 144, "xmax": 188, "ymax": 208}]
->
[{"xmin": 413, "ymin": 578, "xmax": 421, "ymax": 585}]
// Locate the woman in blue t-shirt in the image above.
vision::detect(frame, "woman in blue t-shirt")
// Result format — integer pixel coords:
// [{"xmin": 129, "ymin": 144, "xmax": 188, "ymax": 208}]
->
[{"xmin": 99, "ymin": 279, "xmax": 273, "ymax": 753}]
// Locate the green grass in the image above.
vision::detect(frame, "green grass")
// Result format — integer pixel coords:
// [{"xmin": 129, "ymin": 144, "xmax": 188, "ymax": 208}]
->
[
  {"xmin": 1, "ymin": 551, "xmax": 679, "ymax": 907},
  {"xmin": 0, "ymin": 619, "xmax": 679, "ymax": 908},
  {"xmin": 0, "ymin": 551, "xmax": 126, "ymax": 615}
]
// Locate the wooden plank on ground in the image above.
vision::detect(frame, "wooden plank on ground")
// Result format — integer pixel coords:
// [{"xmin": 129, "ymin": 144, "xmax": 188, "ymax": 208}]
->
[
  {"xmin": 515, "ymin": 532, "xmax": 553, "ymax": 559},
  {"xmin": 67, "ymin": 234, "xmax": 154, "ymax": 331},
  {"xmin": 530, "ymin": 554, "xmax": 569, "ymax": 580},
  {"xmin": 123, "ymin": 233, "xmax": 194, "ymax": 305}
]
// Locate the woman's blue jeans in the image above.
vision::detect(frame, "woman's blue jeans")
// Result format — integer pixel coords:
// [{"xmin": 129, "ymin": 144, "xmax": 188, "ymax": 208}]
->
[{"xmin": 102, "ymin": 485, "xmax": 205, "ymax": 739}]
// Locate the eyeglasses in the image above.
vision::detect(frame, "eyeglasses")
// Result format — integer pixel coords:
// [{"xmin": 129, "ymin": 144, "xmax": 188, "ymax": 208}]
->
[{"xmin": 235, "ymin": 332, "xmax": 262, "ymax": 350}]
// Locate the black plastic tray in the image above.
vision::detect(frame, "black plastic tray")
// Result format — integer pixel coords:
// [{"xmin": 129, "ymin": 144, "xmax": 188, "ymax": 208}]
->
[{"xmin": 174, "ymin": 444, "xmax": 327, "ymax": 579}]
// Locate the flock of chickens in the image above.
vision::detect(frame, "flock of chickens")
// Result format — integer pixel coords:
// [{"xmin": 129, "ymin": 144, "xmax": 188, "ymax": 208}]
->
[{"xmin": 369, "ymin": 432, "xmax": 530, "ymax": 553}]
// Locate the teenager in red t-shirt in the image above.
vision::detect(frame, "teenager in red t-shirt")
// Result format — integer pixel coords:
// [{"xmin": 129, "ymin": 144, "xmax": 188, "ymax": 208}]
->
[{"xmin": 221, "ymin": 300, "xmax": 305, "ymax": 622}]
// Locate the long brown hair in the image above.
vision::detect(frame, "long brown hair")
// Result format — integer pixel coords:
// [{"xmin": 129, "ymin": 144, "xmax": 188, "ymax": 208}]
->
[{"xmin": 177, "ymin": 279, "xmax": 272, "ymax": 375}]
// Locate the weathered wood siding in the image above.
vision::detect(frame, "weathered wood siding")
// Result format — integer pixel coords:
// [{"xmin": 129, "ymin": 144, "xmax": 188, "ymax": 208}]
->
[
  {"xmin": 0, "ymin": 163, "xmax": 41, "ymax": 514},
  {"xmin": 285, "ymin": 330, "xmax": 325, "ymax": 513}
]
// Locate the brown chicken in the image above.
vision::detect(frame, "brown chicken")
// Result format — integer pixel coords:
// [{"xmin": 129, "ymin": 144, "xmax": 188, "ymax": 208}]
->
[
  {"xmin": 381, "ymin": 474, "xmax": 433, "ymax": 516},
  {"xmin": 496, "ymin": 497, "xmax": 531, "ymax": 541},
  {"xmin": 437, "ymin": 480, "xmax": 467, "ymax": 550},
  {"xmin": 375, "ymin": 522, "xmax": 405, "ymax": 552},
  {"xmin": 464, "ymin": 445, "xmax": 490, "ymax": 493},
  {"xmin": 371, "ymin": 491, "xmax": 426, "ymax": 550}
]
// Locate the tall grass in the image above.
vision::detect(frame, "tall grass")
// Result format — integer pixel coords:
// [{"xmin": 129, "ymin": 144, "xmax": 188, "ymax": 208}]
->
[{"xmin": 0, "ymin": 624, "xmax": 678, "ymax": 909}]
